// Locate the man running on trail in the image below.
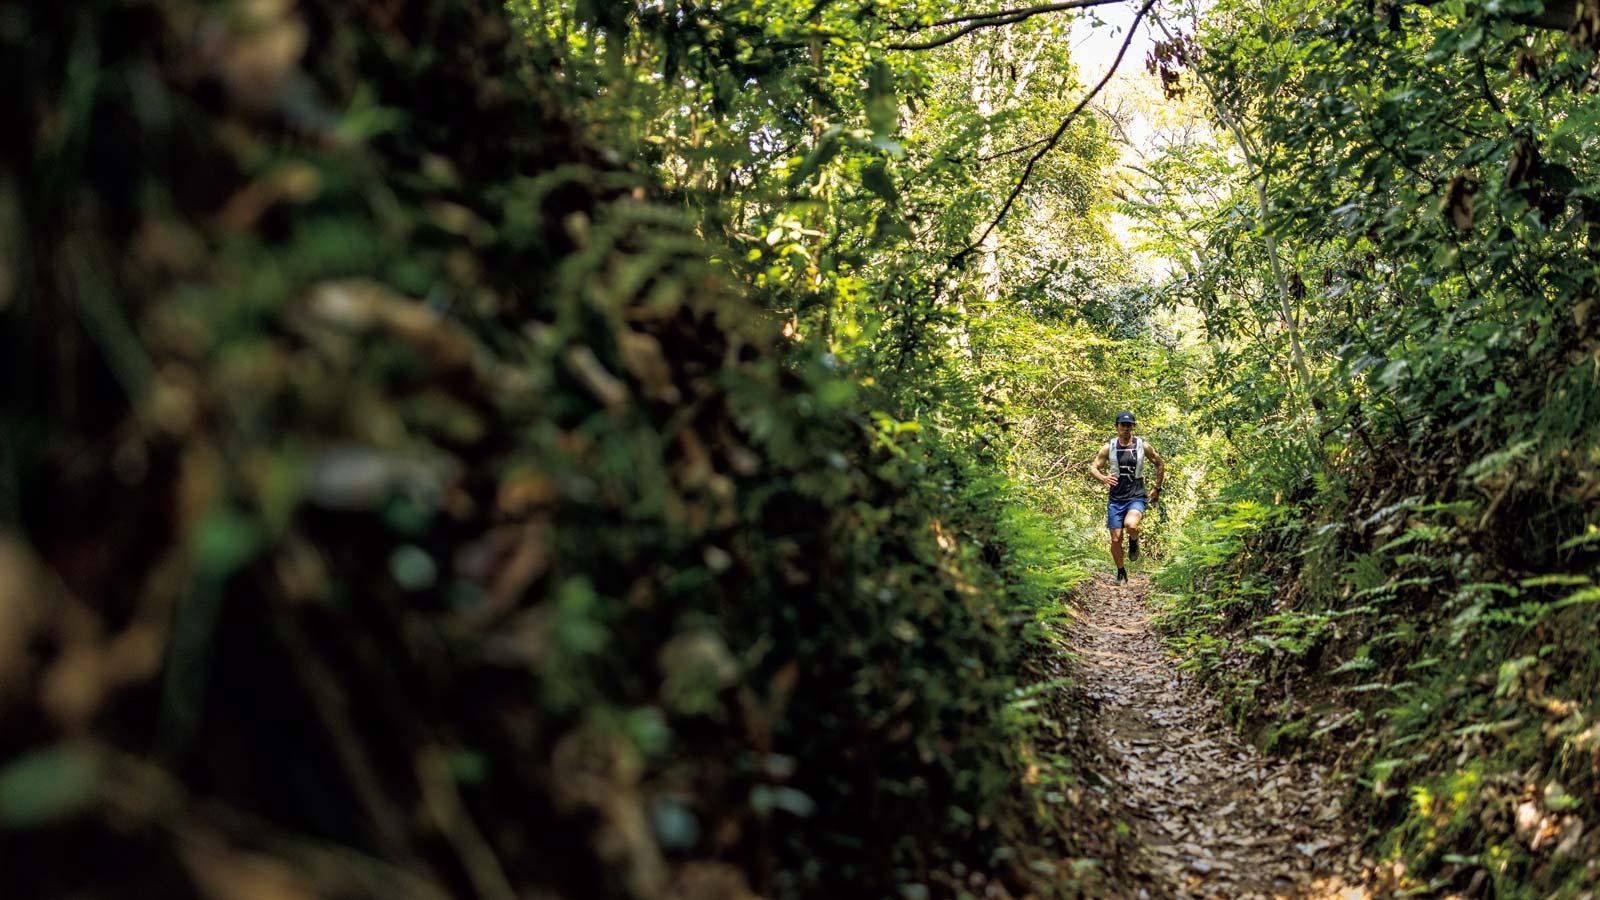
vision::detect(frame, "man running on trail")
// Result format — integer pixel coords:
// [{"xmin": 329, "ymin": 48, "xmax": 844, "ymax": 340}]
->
[{"xmin": 1089, "ymin": 411, "xmax": 1165, "ymax": 585}]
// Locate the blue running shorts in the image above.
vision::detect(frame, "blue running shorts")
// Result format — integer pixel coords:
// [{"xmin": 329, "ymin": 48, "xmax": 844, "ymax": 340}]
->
[{"xmin": 1106, "ymin": 498, "xmax": 1147, "ymax": 530}]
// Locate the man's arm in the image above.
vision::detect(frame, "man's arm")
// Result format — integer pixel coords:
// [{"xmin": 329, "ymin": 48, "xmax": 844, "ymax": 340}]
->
[
  {"xmin": 1144, "ymin": 444, "xmax": 1165, "ymax": 501},
  {"xmin": 1089, "ymin": 445, "xmax": 1117, "ymax": 487}
]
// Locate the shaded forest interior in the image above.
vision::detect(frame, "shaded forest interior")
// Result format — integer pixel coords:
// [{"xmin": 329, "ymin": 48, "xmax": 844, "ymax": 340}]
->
[{"xmin": 2, "ymin": 0, "xmax": 1599, "ymax": 898}]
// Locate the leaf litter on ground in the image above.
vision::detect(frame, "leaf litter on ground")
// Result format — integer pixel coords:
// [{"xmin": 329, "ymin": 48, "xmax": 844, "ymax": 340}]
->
[{"xmin": 1067, "ymin": 572, "xmax": 1374, "ymax": 899}]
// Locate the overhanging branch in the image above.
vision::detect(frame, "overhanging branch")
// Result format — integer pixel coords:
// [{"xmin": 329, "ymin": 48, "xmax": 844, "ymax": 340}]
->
[
  {"xmin": 887, "ymin": 0, "xmax": 1126, "ymax": 50},
  {"xmin": 977, "ymin": 132, "xmax": 1056, "ymax": 162}
]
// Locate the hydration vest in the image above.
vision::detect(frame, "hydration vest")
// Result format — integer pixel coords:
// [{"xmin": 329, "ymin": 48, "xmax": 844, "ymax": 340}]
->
[{"xmin": 1107, "ymin": 436, "xmax": 1147, "ymax": 482}]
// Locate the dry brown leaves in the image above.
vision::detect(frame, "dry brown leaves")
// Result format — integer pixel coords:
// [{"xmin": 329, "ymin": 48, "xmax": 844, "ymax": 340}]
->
[{"xmin": 1069, "ymin": 574, "xmax": 1375, "ymax": 899}]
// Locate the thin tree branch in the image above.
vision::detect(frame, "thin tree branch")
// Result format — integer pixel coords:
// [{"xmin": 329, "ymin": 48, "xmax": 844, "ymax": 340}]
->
[
  {"xmin": 887, "ymin": 0, "xmax": 1125, "ymax": 50},
  {"xmin": 977, "ymin": 132, "xmax": 1056, "ymax": 162},
  {"xmin": 951, "ymin": 0, "xmax": 1154, "ymax": 264},
  {"xmin": 887, "ymin": 11, "xmax": 1033, "ymax": 50},
  {"xmin": 1475, "ymin": 53, "xmax": 1507, "ymax": 119},
  {"xmin": 892, "ymin": 0, "xmax": 1123, "ymax": 31}
]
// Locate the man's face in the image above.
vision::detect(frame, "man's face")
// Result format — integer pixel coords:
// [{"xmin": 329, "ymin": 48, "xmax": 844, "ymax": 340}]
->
[{"xmin": 1117, "ymin": 422, "xmax": 1134, "ymax": 439}]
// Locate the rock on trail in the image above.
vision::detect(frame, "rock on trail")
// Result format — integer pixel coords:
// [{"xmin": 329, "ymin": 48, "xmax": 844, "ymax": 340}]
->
[{"xmin": 1070, "ymin": 573, "xmax": 1373, "ymax": 899}]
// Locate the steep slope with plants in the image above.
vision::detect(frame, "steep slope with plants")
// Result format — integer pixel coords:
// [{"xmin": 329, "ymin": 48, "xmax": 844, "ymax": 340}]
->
[{"xmin": 1138, "ymin": 0, "xmax": 1600, "ymax": 895}]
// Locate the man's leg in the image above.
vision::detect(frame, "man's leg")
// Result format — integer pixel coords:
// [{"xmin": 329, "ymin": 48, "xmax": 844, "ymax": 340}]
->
[
  {"xmin": 1125, "ymin": 508, "xmax": 1144, "ymax": 560},
  {"xmin": 1108, "ymin": 502, "xmax": 1129, "ymax": 582}
]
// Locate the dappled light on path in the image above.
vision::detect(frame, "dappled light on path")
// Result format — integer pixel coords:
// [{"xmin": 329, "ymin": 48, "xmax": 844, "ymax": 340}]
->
[{"xmin": 1071, "ymin": 574, "xmax": 1373, "ymax": 899}]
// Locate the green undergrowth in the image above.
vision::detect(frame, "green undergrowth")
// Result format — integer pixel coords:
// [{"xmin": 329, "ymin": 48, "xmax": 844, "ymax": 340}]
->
[
  {"xmin": 1153, "ymin": 434, "xmax": 1600, "ymax": 897},
  {"xmin": 1139, "ymin": 1, "xmax": 1600, "ymax": 892}
]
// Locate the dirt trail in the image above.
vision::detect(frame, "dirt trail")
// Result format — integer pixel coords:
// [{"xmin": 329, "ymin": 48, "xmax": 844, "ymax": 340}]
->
[{"xmin": 1072, "ymin": 572, "xmax": 1372, "ymax": 899}]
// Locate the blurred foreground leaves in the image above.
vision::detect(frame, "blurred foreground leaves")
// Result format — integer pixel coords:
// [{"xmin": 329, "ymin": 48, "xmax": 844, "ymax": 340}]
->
[{"xmin": 0, "ymin": 0, "xmax": 1082, "ymax": 897}]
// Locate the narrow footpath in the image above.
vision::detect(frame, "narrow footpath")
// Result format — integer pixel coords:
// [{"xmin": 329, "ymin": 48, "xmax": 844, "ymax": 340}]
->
[{"xmin": 1072, "ymin": 573, "xmax": 1373, "ymax": 899}]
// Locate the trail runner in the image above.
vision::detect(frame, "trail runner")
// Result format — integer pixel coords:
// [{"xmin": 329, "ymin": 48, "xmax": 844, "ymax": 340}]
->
[{"xmin": 1089, "ymin": 411, "xmax": 1165, "ymax": 585}]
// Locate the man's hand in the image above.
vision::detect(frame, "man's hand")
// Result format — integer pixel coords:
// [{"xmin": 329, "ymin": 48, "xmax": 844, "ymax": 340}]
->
[
  {"xmin": 1101, "ymin": 474, "xmax": 1119, "ymax": 487},
  {"xmin": 1149, "ymin": 487, "xmax": 1161, "ymax": 504}
]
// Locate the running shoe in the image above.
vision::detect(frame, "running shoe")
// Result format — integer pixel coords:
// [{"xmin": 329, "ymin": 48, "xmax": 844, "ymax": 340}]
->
[
  {"xmin": 1116, "ymin": 567, "xmax": 1128, "ymax": 584},
  {"xmin": 1128, "ymin": 537, "xmax": 1140, "ymax": 561}
]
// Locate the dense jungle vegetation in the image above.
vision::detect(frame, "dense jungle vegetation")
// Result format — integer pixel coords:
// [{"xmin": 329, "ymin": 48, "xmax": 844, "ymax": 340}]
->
[{"xmin": 1, "ymin": 0, "xmax": 1597, "ymax": 897}]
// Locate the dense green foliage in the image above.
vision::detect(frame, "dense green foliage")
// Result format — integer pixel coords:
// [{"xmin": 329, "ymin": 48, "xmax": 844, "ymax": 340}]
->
[
  {"xmin": 1143, "ymin": 0, "xmax": 1600, "ymax": 894},
  {"xmin": 532, "ymin": 0, "xmax": 1220, "ymax": 545},
  {"xmin": 0, "ymin": 0, "xmax": 1162, "ymax": 898},
  {"xmin": 18, "ymin": 0, "xmax": 1596, "ymax": 894}
]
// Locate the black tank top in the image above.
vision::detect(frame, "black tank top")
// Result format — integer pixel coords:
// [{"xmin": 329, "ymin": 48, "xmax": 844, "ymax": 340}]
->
[{"xmin": 1109, "ymin": 440, "xmax": 1147, "ymax": 501}]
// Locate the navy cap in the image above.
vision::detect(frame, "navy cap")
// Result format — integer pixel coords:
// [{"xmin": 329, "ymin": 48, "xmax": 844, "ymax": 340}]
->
[{"xmin": 1115, "ymin": 411, "xmax": 1136, "ymax": 425}]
